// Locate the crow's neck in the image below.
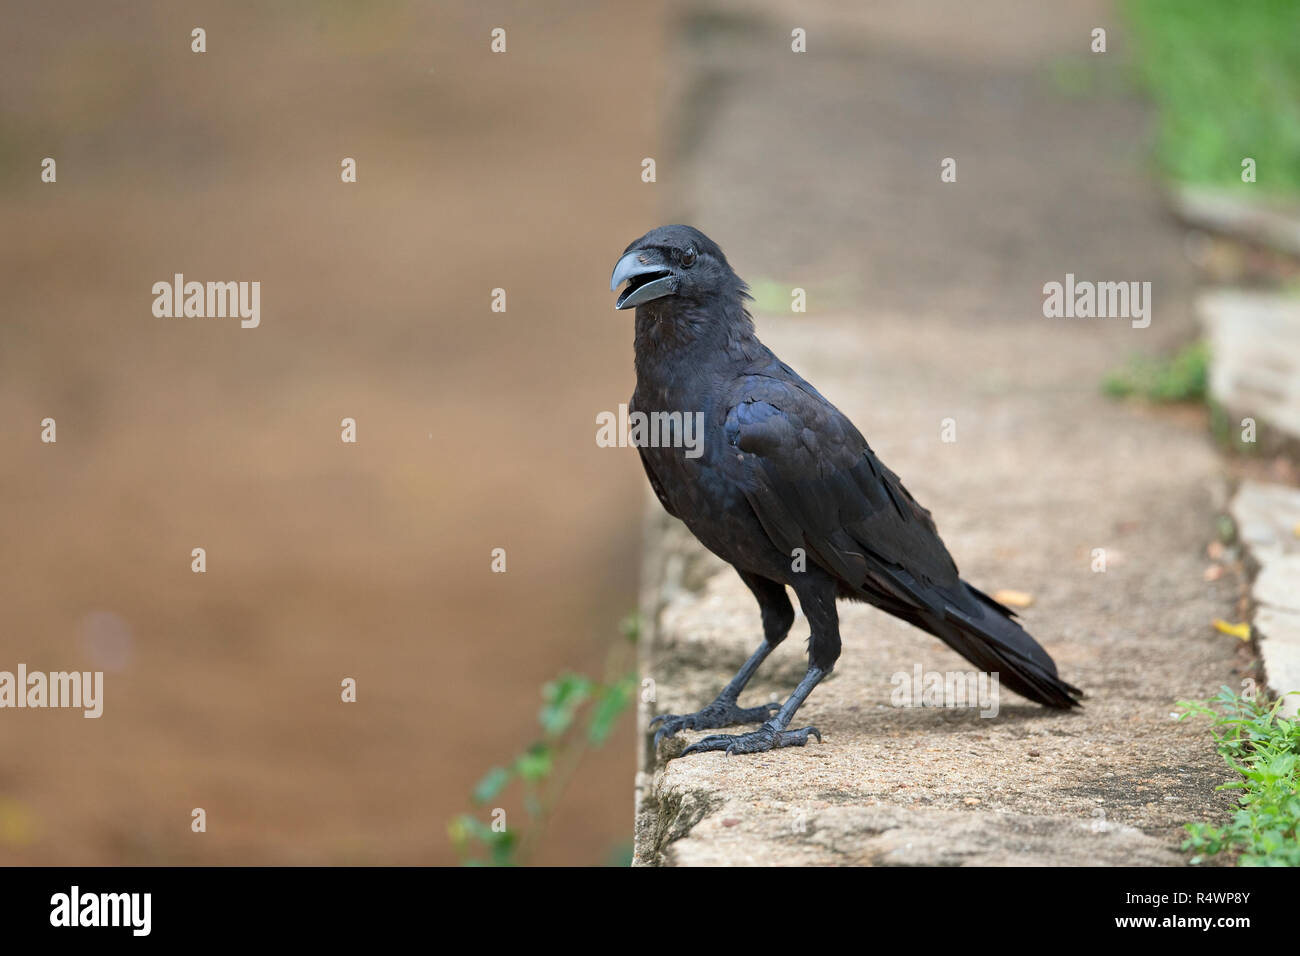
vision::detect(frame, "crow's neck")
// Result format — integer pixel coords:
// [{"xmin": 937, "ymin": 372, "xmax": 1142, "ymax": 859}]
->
[{"xmin": 633, "ymin": 297, "xmax": 757, "ymax": 385}]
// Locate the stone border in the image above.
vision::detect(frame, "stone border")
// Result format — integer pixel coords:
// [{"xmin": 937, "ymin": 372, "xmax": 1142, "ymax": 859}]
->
[{"xmin": 1230, "ymin": 480, "xmax": 1300, "ymax": 717}]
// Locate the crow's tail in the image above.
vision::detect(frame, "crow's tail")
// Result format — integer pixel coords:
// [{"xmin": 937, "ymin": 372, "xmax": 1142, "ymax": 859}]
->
[{"xmin": 920, "ymin": 583, "xmax": 1082, "ymax": 708}]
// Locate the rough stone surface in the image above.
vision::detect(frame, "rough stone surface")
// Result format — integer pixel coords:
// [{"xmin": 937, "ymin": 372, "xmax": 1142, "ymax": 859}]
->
[
  {"xmin": 1172, "ymin": 186, "xmax": 1300, "ymax": 259},
  {"xmin": 1231, "ymin": 478, "xmax": 1300, "ymax": 566},
  {"xmin": 632, "ymin": 0, "xmax": 1245, "ymax": 867},
  {"xmin": 1230, "ymin": 480, "xmax": 1300, "ymax": 718},
  {"xmin": 1255, "ymin": 555, "xmax": 1300, "ymax": 613},
  {"xmin": 1199, "ymin": 291, "xmax": 1300, "ymax": 451}
]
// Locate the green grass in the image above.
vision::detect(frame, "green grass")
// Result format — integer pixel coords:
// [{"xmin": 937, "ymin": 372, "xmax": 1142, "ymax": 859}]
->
[
  {"xmin": 1124, "ymin": 0, "xmax": 1300, "ymax": 194},
  {"xmin": 1102, "ymin": 340, "xmax": 1209, "ymax": 402},
  {"xmin": 1177, "ymin": 686, "xmax": 1300, "ymax": 866}
]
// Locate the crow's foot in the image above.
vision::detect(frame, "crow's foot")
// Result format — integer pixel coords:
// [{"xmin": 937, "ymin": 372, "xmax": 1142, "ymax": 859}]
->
[
  {"xmin": 679, "ymin": 720, "xmax": 821, "ymax": 757},
  {"xmin": 650, "ymin": 699, "xmax": 779, "ymax": 747}
]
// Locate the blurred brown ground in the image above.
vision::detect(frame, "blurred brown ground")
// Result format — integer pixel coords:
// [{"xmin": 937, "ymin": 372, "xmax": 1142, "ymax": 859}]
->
[{"xmin": 0, "ymin": 0, "xmax": 665, "ymax": 864}]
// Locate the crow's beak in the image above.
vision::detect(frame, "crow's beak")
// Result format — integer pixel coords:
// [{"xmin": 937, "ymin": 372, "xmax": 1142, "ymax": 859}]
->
[{"xmin": 610, "ymin": 250, "xmax": 677, "ymax": 310}]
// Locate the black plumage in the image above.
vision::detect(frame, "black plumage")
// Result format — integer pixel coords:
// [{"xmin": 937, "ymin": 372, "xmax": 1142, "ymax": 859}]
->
[{"xmin": 611, "ymin": 225, "xmax": 1081, "ymax": 757}]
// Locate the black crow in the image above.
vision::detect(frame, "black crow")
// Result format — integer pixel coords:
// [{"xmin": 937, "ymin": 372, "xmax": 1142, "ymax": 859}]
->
[{"xmin": 611, "ymin": 224, "xmax": 1082, "ymax": 757}]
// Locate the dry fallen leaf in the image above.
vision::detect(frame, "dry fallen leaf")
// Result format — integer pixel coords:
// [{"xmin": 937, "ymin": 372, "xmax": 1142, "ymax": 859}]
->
[
  {"xmin": 1212, "ymin": 618, "xmax": 1251, "ymax": 641},
  {"xmin": 1204, "ymin": 565, "xmax": 1224, "ymax": 582},
  {"xmin": 993, "ymin": 589, "xmax": 1034, "ymax": 608},
  {"xmin": 1207, "ymin": 540, "xmax": 1225, "ymax": 561}
]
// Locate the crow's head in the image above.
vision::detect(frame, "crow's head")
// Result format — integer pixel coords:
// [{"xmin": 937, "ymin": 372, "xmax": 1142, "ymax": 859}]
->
[{"xmin": 610, "ymin": 225, "xmax": 746, "ymax": 311}]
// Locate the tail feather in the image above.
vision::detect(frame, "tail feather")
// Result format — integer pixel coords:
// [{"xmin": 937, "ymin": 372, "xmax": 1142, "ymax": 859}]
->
[{"xmin": 923, "ymin": 582, "xmax": 1082, "ymax": 708}]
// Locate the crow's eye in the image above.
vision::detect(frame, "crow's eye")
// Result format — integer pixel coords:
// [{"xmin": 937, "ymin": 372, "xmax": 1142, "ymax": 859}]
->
[{"xmin": 681, "ymin": 248, "xmax": 697, "ymax": 268}]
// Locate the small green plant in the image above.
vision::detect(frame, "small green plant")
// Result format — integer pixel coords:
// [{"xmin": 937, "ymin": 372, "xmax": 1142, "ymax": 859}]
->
[
  {"xmin": 1102, "ymin": 340, "xmax": 1209, "ymax": 403},
  {"xmin": 448, "ymin": 613, "xmax": 640, "ymax": 866},
  {"xmin": 1176, "ymin": 685, "xmax": 1300, "ymax": 866}
]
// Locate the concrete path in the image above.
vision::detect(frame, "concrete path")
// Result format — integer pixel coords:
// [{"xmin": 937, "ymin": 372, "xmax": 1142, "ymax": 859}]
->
[{"xmin": 633, "ymin": 0, "xmax": 1245, "ymax": 866}]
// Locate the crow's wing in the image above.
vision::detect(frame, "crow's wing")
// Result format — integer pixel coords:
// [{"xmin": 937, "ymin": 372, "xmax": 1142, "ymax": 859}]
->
[
  {"xmin": 723, "ymin": 369, "xmax": 961, "ymax": 611},
  {"xmin": 723, "ymin": 366, "xmax": 1080, "ymax": 707}
]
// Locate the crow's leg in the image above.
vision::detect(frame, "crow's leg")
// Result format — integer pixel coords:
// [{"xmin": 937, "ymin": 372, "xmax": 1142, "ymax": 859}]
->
[
  {"xmin": 650, "ymin": 571, "xmax": 793, "ymax": 747},
  {"xmin": 680, "ymin": 576, "xmax": 840, "ymax": 757},
  {"xmin": 682, "ymin": 666, "xmax": 827, "ymax": 755},
  {"xmin": 649, "ymin": 642, "xmax": 779, "ymax": 747}
]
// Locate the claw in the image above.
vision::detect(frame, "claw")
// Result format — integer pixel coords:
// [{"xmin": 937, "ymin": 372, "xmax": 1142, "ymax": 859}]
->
[
  {"xmin": 653, "ymin": 718, "xmax": 688, "ymax": 748},
  {"xmin": 680, "ymin": 734, "xmax": 731, "ymax": 757},
  {"xmin": 678, "ymin": 722, "xmax": 822, "ymax": 758},
  {"xmin": 650, "ymin": 698, "xmax": 778, "ymax": 748}
]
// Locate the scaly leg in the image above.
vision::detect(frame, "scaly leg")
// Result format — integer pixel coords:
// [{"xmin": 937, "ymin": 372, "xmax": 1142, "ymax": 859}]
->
[
  {"xmin": 650, "ymin": 571, "xmax": 793, "ymax": 747},
  {"xmin": 677, "ymin": 574, "xmax": 840, "ymax": 757}
]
